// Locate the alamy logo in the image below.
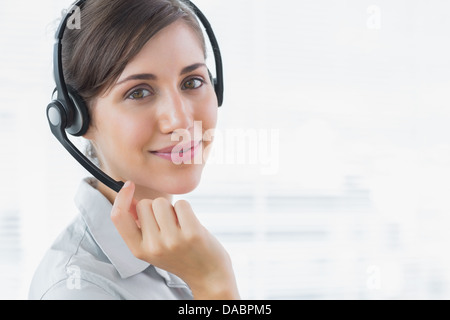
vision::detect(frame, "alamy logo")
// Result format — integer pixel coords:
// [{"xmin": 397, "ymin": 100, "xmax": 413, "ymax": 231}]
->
[
  {"xmin": 367, "ymin": 5, "xmax": 381, "ymax": 30},
  {"xmin": 62, "ymin": 5, "xmax": 81, "ymax": 30},
  {"xmin": 66, "ymin": 265, "xmax": 81, "ymax": 290},
  {"xmin": 170, "ymin": 121, "xmax": 280, "ymax": 175},
  {"xmin": 366, "ymin": 265, "xmax": 381, "ymax": 290}
]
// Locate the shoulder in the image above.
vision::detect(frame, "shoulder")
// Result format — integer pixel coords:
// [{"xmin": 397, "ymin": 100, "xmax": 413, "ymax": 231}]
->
[
  {"xmin": 35, "ymin": 277, "xmax": 118, "ymax": 300},
  {"xmin": 28, "ymin": 215, "xmax": 121, "ymax": 300}
]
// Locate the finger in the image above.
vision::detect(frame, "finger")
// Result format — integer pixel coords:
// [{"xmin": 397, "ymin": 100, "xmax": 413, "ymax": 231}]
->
[
  {"xmin": 111, "ymin": 181, "xmax": 142, "ymax": 246},
  {"xmin": 130, "ymin": 197, "xmax": 140, "ymax": 228},
  {"xmin": 152, "ymin": 198, "xmax": 180, "ymax": 234},
  {"xmin": 136, "ymin": 199, "xmax": 160, "ymax": 242},
  {"xmin": 174, "ymin": 200, "xmax": 202, "ymax": 233},
  {"xmin": 112, "ymin": 181, "xmax": 135, "ymax": 213}
]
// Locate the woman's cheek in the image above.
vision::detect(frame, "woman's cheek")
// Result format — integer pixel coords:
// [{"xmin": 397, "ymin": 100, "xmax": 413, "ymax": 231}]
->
[
  {"xmin": 198, "ymin": 93, "xmax": 218, "ymax": 129},
  {"xmin": 109, "ymin": 115, "xmax": 148, "ymax": 156}
]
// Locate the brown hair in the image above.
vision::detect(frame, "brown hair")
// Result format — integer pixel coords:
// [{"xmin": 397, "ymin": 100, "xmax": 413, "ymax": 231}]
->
[{"xmin": 62, "ymin": 0, "xmax": 206, "ymax": 106}]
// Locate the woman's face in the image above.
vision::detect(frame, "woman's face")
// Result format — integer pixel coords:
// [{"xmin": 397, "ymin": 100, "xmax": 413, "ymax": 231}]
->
[{"xmin": 86, "ymin": 20, "xmax": 218, "ymax": 201}]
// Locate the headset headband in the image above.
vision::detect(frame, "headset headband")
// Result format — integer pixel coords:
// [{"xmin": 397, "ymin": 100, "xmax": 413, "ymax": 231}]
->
[{"xmin": 47, "ymin": 0, "xmax": 224, "ymax": 193}]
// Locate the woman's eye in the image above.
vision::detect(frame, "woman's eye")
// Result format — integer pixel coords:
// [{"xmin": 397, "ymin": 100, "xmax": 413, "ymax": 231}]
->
[
  {"xmin": 127, "ymin": 88, "xmax": 152, "ymax": 100},
  {"xmin": 182, "ymin": 78, "xmax": 204, "ymax": 90}
]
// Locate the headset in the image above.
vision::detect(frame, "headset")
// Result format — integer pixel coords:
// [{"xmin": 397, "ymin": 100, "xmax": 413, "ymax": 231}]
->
[{"xmin": 46, "ymin": 0, "xmax": 224, "ymax": 193}]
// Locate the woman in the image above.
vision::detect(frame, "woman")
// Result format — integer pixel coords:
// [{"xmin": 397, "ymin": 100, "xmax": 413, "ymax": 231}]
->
[{"xmin": 29, "ymin": 0, "xmax": 240, "ymax": 300}]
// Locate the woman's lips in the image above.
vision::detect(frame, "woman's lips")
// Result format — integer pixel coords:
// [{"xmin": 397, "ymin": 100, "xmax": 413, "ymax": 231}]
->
[{"xmin": 150, "ymin": 141, "xmax": 201, "ymax": 162}]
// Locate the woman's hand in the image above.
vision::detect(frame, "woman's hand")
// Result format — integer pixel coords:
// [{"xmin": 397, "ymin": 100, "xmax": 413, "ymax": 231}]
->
[{"xmin": 111, "ymin": 181, "xmax": 240, "ymax": 300}]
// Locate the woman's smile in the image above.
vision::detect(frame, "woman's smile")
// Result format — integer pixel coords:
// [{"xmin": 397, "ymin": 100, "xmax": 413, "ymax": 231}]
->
[{"xmin": 149, "ymin": 140, "xmax": 203, "ymax": 162}]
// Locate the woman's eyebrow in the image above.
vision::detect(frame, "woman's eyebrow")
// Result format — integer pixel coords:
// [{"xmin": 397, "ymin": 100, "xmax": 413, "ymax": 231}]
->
[
  {"xmin": 115, "ymin": 73, "xmax": 157, "ymax": 87},
  {"xmin": 180, "ymin": 63, "xmax": 207, "ymax": 75},
  {"xmin": 115, "ymin": 63, "xmax": 207, "ymax": 87}
]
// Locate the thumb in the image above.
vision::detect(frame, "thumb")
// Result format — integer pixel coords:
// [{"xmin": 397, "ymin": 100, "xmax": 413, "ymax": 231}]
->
[
  {"xmin": 111, "ymin": 181, "xmax": 142, "ymax": 243},
  {"xmin": 112, "ymin": 181, "xmax": 135, "ymax": 214}
]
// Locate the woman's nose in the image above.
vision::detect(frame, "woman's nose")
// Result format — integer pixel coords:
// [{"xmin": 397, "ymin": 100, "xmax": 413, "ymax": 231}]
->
[{"xmin": 157, "ymin": 90, "xmax": 193, "ymax": 134}]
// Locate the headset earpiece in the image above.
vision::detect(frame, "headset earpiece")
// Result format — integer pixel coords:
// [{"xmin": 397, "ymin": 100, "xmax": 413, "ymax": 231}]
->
[
  {"xmin": 66, "ymin": 86, "xmax": 90, "ymax": 137},
  {"xmin": 48, "ymin": 86, "xmax": 90, "ymax": 137},
  {"xmin": 47, "ymin": 100, "xmax": 67, "ymax": 130}
]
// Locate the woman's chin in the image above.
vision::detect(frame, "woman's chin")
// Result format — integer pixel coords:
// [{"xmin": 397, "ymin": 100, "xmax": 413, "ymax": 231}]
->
[
  {"xmin": 135, "ymin": 169, "xmax": 204, "ymax": 197},
  {"xmin": 165, "ymin": 174, "xmax": 203, "ymax": 195}
]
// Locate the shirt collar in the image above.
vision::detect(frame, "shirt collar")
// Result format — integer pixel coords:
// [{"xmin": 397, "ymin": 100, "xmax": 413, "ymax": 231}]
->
[
  {"xmin": 73, "ymin": 178, "xmax": 190, "ymax": 289},
  {"xmin": 74, "ymin": 178, "xmax": 150, "ymax": 279}
]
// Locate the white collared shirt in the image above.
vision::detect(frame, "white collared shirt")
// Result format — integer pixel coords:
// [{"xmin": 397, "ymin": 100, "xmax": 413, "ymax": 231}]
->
[{"xmin": 28, "ymin": 178, "xmax": 193, "ymax": 300}]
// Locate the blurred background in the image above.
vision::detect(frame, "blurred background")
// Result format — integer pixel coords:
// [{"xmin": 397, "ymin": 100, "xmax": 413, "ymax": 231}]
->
[{"xmin": 1, "ymin": 0, "xmax": 450, "ymax": 299}]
